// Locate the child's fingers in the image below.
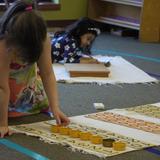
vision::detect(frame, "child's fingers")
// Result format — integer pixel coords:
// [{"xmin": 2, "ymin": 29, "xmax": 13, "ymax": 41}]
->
[
  {"xmin": 0, "ymin": 131, "xmax": 8, "ymax": 138},
  {"xmin": 8, "ymin": 129, "xmax": 15, "ymax": 136},
  {"xmin": 61, "ymin": 119, "xmax": 70, "ymax": 126},
  {"xmin": 55, "ymin": 116, "xmax": 70, "ymax": 126},
  {"xmin": 0, "ymin": 128, "xmax": 15, "ymax": 138},
  {"xmin": 0, "ymin": 127, "xmax": 8, "ymax": 138},
  {"xmin": 55, "ymin": 116, "xmax": 61, "ymax": 125},
  {"xmin": 0, "ymin": 133, "xmax": 5, "ymax": 138}
]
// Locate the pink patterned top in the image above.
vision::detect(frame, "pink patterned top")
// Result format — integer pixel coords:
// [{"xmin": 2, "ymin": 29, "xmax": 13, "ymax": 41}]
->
[{"xmin": 8, "ymin": 58, "xmax": 48, "ymax": 117}]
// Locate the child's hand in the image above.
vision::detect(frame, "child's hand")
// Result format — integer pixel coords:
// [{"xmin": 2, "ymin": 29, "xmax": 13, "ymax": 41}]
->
[
  {"xmin": 53, "ymin": 108, "xmax": 70, "ymax": 126},
  {"xmin": 0, "ymin": 126, "xmax": 13, "ymax": 138},
  {"xmin": 80, "ymin": 57, "xmax": 99, "ymax": 64}
]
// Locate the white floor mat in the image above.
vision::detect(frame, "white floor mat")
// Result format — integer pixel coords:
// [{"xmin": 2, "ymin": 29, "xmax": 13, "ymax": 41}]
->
[{"xmin": 52, "ymin": 55, "xmax": 158, "ymax": 84}]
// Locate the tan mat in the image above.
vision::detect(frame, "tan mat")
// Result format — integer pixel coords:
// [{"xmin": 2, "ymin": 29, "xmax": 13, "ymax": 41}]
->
[{"xmin": 10, "ymin": 102, "xmax": 160, "ymax": 158}]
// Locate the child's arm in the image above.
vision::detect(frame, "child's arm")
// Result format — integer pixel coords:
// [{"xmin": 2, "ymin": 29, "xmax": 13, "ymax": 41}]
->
[
  {"xmin": 0, "ymin": 41, "xmax": 12, "ymax": 137},
  {"xmin": 38, "ymin": 35, "xmax": 70, "ymax": 125},
  {"xmin": 63, "ymin": 40, "xmax": 99, "ymax": 64},
  {"xmin": 80, "ymin": 57, "xmax": 99, "ymax": 64}
]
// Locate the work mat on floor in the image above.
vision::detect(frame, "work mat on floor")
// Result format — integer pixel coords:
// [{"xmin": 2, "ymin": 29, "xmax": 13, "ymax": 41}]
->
[
  {"xmin": 52, "ymin": 55, "xmax": 158, "ymax": 85},
  {"xmin": 10, "ymin": 102, "xmax": 160, "ymax": 158}
]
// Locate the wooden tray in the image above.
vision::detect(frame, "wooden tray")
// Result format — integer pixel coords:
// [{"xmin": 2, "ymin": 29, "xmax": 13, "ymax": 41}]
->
[{"xmin": 64, "ymin": 63, "xmax": 110, "ymax": 77}]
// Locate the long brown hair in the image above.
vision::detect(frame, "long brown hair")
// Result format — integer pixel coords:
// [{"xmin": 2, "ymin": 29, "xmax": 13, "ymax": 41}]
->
[{"xmin": 0, "ymin": 0, "xmax": 47, "ymax": 63}]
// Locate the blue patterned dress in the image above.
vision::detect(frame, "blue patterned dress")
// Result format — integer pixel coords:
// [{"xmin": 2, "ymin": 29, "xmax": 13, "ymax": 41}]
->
[{"xmin": 51, "ymin": 33, "xmax": 84, "ymax": 63}]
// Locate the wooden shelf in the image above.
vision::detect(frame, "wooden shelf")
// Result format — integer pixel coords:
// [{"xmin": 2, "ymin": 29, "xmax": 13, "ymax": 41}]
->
[
  {"xmin": 88, "ymin": 0, "xmax": 160, "ymax": 42},
  {"xmin": 99, "ymin": 16, "xmax": 140, "ymax": 30},
  {"xmin": 101, "ymin": 0, "xmax": 143, "ymax": 7}
]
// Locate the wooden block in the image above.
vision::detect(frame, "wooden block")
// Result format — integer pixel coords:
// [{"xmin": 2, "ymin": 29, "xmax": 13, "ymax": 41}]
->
[
  {"xmin": 64, "ymin": 63, "xmax": 110, "ymax": 77},
  {"xmin": 80, "ymin": 132, "xmax": 92, "ymax": 141},
  {"xmin": 90, "ymin": 135, "xmax": 103, "ymax": 144},
  {"xmin": 113, "ymin": 141, "xmax": 126, "ymax": 151},
  {"xmin": 103, "ymin": 138, "xmax": 115, "ymax": 147}
]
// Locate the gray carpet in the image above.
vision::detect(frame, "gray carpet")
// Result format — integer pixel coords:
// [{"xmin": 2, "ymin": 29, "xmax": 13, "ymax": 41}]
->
[
  {"xmin": 1, "ymin": 33, "xmax": 160, "ymax": 160},
  {"xmin": 93, "ymin": 33, "xmax": 160, "ymax": 75}
]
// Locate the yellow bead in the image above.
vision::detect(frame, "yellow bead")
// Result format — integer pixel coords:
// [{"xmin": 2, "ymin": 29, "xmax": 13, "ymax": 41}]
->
[
  {"xmin": 80, "ymin": 132, "xmax": 92, "ymax": 141},
  {"xmin": 59, "ymin": 127, "xmax": 70, "ymax": 135},
  {"xmin": 51, "ymin": 125, "xmax": 61, "ymax": 133},
  {"xmin": 90, "ymin": 135, "xmax": 102, "ymax": 144},
  {"xmin": 69, "ymin": 129, "xmax": 81, "ymax": 138},
  {"xmin": 113, "ymin": 141, "xmax": 126, "ymax": 151}
]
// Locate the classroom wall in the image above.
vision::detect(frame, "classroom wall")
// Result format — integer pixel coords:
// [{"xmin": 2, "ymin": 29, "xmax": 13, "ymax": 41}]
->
[{"xmin": 42, "ymin": 0, "xmax": 88, "ymax": 20}]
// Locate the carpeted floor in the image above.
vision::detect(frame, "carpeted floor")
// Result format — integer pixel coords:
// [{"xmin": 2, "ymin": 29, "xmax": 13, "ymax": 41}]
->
[{"xmin": 1, "ymin": 32, "xmax": 160, "ymax": 160}]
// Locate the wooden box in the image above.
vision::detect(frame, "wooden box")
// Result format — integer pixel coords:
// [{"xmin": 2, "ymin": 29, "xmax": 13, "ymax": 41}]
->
[{"xmin": 64, "ymin": 63, "xmax": 110, "ymax": 77}]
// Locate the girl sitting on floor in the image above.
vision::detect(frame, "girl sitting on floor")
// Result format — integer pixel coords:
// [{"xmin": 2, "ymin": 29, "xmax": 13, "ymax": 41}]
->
[
  {"xmin": 0, "ymin": 0, "xmax": 69, "ymax": 137},
  {"xmin": 51, "ymin": 17, "xmax": 101, "ymax": 64}
]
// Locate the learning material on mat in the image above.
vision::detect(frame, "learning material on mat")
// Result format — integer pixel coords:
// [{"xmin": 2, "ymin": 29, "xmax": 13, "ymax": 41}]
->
[
  {"xmin": 86, "ymin": 111, "xmax": 160, "ymax": 134},
  {"xmin": 64, "ymin": 63, "xmax": 110, "ymax": 77},
  {"xmin": 10, "ymin": 102, "xmax": 160, "ymax": 158},
  {"xmin": 53, "ymin": 55, "xmax": 158, "ymax": 84},
  {"xmin": 10, "ymin": 120, "xmax": 153, "ymax": 158},
  {"xmin": 126, "ymin": 104, "xmax": 160, "ymax": 119}
]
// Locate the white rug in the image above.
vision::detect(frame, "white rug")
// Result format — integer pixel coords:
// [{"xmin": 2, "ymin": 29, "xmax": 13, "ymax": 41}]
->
[{"xmin": 52, "ymin": 55, "xmax": 158, "ymax": 84}]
